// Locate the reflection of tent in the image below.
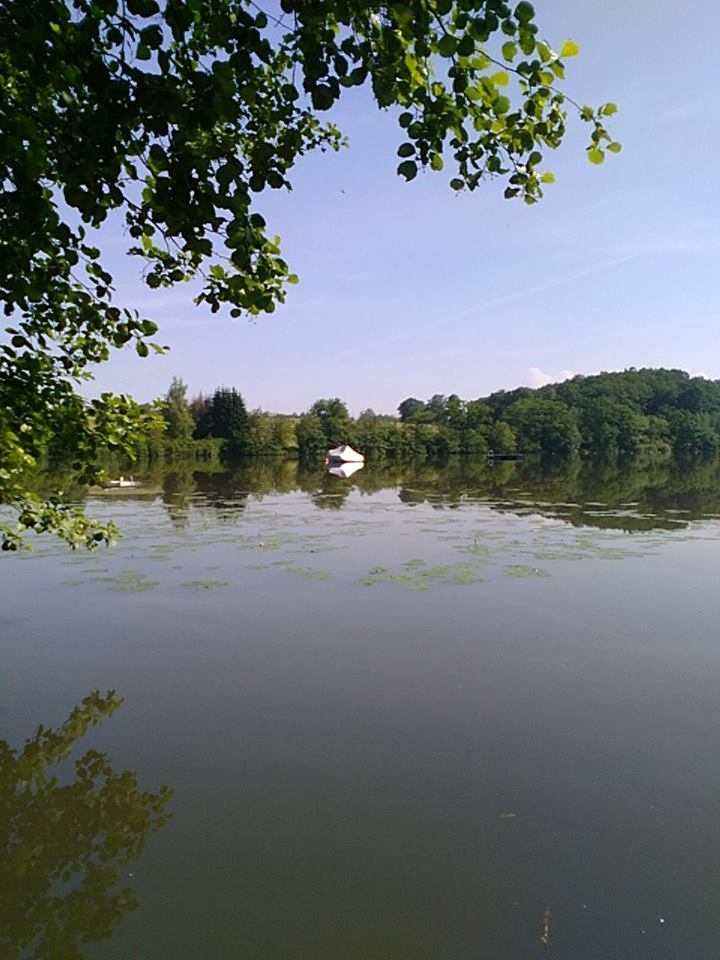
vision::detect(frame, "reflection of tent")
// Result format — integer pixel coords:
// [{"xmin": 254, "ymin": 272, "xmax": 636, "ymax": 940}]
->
[
  {"xmin": 327, "ymin": 461, "xmax": 364, "ymax": 479},
  {"xmin": 326, "ymin": 444, "xmax": 364, "ymax": 463}
]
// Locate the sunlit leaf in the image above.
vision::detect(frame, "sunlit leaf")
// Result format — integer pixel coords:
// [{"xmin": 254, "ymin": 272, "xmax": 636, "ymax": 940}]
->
[{"xmin": 560, "ymin": 39, "xmax": 580, "ymax": 57}]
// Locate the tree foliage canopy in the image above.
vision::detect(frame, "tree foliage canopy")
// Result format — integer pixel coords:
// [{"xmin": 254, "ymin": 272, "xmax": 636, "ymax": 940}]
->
[
  {"xmin": 194, "ymin": 386, "xmax": 249, "ymax": 453},
  {"xmin": 0, "ymin": 0, "xmax": 618, "ymax": 547},
  {"xmin": 392, "ymin": 369, "xmax": 720, "ymax": 459},
  {"xmin": 162, "ymin": 376, "xmax": 195, "ymax": 439}
]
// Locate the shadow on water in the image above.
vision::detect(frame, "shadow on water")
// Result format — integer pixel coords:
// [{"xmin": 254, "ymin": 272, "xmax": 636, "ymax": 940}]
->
[{"xmin": 0, "ymin": 691, "xmax": 172, "ymax": 960}]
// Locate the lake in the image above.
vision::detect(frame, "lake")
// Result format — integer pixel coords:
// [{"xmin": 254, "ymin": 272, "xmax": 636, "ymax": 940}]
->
[{"xmin": 3, "ymin": 457, "xmax": 720, "ymax": 959}]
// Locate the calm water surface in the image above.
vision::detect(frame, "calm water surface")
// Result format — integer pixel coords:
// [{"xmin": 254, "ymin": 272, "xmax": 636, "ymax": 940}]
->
[{"xmin": 4, "ymin": 459, "xmax": 720, "ymax": 959}]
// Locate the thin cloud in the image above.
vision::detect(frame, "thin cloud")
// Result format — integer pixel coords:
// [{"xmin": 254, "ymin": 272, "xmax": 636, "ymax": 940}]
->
[
  {"xmin": 447, "ymin": 254, "xmax": 641, "ymax": 323},
  {"xmin": 339, "ymin": 253, "xmax": 641, "ymax": 361},
  {"xmin": 527, "ymin": 367, "xmax": 576, "ymax": 388}
]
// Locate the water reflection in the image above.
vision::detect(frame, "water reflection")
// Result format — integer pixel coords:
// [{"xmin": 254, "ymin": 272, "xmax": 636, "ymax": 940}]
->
[
  {"xmin": 326, "ymin": 461, "xmax": 364, "ymax": 479},
  {"xmin": 178, "ymin": 457, "xmax": 720, "ymax": 530},
  {"xmin": 160, "ymin": 468, "xmax": 198, "ymax": 530},
  {"xmin": 0, "ymin": 691, "xmax": 172, "ymax": 959},
  {"xmin": 32, "ymin": 456, "xmax": 720, "ymax": 532}
]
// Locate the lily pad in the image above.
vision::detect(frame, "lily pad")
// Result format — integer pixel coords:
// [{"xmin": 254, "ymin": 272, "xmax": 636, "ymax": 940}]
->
[
  {"xmin": 361, "ymin": 562, "xmax": 484, "ymax": 590},
  {"xmin": 281, "ymin": 565, "xmax": 333, "ymax": 581},
  {"xmin": 181, "ymin": 580, "xmax": 230, "ymax": 590},
  {"xmin": 106, "ymin": 571, "xmax": 160, "ymax": 592},
  {"xmin": 503, "ymin": 564, "xmax": 550, "ymax": 577}
]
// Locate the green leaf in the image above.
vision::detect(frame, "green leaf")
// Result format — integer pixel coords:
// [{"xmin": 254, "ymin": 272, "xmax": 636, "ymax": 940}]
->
[
  {"xmin": 397, "ymin": 142, "xmax": 416, "ymax": 158},
  {"xmin": 127, "ymin": 0, "xmax": 159, "ymax": 12},
  {"xmin": 311, "ymin": 84, "xmax": 335, "ymax": 110},
  {"xmin": 147, "ymin": 144, "xmax": 166, "ymax": 173},
  {"xmin": 457, "ymin": 34, "xmax": 475, "ymax": 57},
  {"xmin": 397, "ymin": 160, "xmax": 418, "ymax": 181},
  {"xmin": 501, "ymin": 41, "xmax": 517, "ymax": 61},
  {"xmin": 493, "ymin": 95, "xmax": 510, "ymax": 114},
  {"xmin": 587, "ymin": 147, "xmax": 604, "ymax": 164},
  {"xmin": 430, "ymin": 153, "xmax": 444, "ymax": 172},
  {"xmin": 601, "ymin": 102, "xmax": 618, "ymax": 116},
  {"xmin": 537, "ymin": 42, "xmax": 552, "ymax": 63},
  {"xmin": 607, "ymin": 141, "xmax": 622, "ymax": 153},
  {"xmin": 348, "ymin": 66, "xmax": 367, "ymax": 85},
  {"xmin": 514, "ymin": 1, "xmax": 535, "ymax": 24},
  {"xmin": 560, "ymin": 39, "xmax": 580, "ymax": 58},
  {"xmin": 540, "ymin": 170, "xmax": 555, "ymax": 183},
  {"xmin": 436, "ymin": 34, "xmax": 457, "ymax": 58},
  {"xmin": 490, "ymin": 71, "xmax": 509, "ymax": 87},
  {"xmin": 140, "ymin": 25, "xmax": 163, "ymax": 49}
]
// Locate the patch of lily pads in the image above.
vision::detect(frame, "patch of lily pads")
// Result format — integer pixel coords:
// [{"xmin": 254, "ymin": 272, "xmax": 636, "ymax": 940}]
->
[
  {"xmin": 280, "ymin": 564, "xmax": 333, "ymax": 581},
  {"xmin": 181, "ymin": 580, "xmax": 230, "ymax": 590},
  {"xmin": 502, "ymin": 564, "xmax": 550, "ymax": 578},
  {"xmin": 360, "ymin": 561, "xmax": 484, "ymax": 590},
  {"xmin": 92, "ymin": 570, "xmax": 161, "ymax": 592}
]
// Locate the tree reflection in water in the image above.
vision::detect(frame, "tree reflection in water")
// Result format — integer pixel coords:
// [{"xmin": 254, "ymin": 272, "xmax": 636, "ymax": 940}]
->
[{"xmin": 0, "ymin": 691, "xmax": 172, "ymax": 960}]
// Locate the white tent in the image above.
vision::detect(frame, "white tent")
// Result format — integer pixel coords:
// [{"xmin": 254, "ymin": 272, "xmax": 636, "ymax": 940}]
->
[{"xmin": 326, "ymin": 444, "xmax": 364, "ymax": 463}]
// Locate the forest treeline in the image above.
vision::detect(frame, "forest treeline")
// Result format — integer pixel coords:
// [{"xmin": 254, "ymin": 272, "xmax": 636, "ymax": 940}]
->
[{"xmin": 138, "ymin": 368, "xmax": 720, "ymax": 463}]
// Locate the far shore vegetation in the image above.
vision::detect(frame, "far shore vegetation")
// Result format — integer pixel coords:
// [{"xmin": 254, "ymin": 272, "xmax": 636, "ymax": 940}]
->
[{"xmin": 104, "ymin": 367, "xmax": 720, "ymax": 469}]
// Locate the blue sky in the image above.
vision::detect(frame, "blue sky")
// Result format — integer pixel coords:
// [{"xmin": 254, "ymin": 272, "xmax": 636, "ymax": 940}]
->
[{"xmin": 90, "ymin": 0, "xmax": 720, "ymax": 415}]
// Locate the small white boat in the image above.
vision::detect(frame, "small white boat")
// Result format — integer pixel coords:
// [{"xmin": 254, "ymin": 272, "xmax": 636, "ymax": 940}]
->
[
  {"xmin": 102, "ymin": 475, "xmax": 143, "ymax": 489},
  {"xmin": 326, "ymin": 444, "xmax": 364, "ymax": 463}
]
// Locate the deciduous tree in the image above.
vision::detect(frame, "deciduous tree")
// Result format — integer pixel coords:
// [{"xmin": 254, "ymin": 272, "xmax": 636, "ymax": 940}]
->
[
  {"xmin": 307, "ymin": 398, "xmax": 353, "ymax": 448},
  {"xmin": 162, "ymin": 377, "xmax": 195, "ymax": 440}
]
